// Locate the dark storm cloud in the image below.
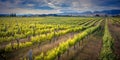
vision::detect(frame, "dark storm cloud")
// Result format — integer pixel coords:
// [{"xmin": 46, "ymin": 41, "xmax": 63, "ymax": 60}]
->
[
  {"xmin": 0, "ymin": 0, "xmax": 120, "ymax": 14},
  {"xmin": 92, "ymin": 0, "xmax": 120, "ymax": 7}
]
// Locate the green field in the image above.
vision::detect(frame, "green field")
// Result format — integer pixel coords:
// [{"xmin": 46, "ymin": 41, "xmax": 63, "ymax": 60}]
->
[{"xmin": 0, "ymin": 17, "xmax": 120, "ymax": 60}]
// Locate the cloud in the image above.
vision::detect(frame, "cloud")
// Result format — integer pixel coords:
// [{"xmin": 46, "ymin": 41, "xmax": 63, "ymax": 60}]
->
[
  {"xmin": 26, "ymin": 4, "xmax": 35, "ymax": 7},
  {"xmin": 0, "ymin": 8, "xmax": 62, "ymax": 14},
  {"xmin": 0, "ymin": 0, "xmax": 120, "ymax": 14}
]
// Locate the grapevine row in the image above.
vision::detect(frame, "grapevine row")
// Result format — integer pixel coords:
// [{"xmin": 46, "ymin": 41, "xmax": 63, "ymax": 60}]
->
[
  {"xmin": 99, "ymin": 19, "xmax": 116, "ymax": 60},
  {"xmin": 35, "ymin": 20, "xmax": 102, "ymax": 60},
  {"xmin": 3, "ymin": 19, "xmax": 98, "ymax": 52}
]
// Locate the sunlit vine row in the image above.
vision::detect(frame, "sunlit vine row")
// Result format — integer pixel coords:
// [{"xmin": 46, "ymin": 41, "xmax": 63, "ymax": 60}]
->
[
  {"xmin": 35, "ymin": 20, "xmax": 102, "ymax": 60},
  {"xmin": 99, "ymin": 19, "xmax": 116, "ymax": 60}
]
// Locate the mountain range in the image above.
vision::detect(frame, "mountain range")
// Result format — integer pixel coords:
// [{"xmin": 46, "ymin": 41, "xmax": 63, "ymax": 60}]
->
[
  {"xmin": 59, "ymin": 9, "xmax": 120, "ymax": 16},
  {"xmin": 0, "ymin": 9, "xmax": 120, "ymax": 16}
]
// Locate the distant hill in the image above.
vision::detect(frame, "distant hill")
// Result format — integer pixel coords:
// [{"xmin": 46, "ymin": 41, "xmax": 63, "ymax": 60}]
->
[
  {"xmin": 0, "ymin": 9, "xmax": 120, "ymax": 17},
  {"xmin": 93, "ymin": 10, "xmax": 120, "ymax": 15},
  {"xmin": 59, "ymin": 9, "xmax": 120, "ymax": 16}
]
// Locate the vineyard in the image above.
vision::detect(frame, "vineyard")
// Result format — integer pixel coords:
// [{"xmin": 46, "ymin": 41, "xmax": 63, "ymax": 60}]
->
[{"xmin": 0, "ymin": 17, "xmax": 120, "ymax": 60}]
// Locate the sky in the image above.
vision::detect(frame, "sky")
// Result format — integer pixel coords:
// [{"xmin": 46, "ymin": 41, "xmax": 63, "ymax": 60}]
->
[{"xmin": 0, "ymin": 0, "xmax": 120, "ymax": 14}]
